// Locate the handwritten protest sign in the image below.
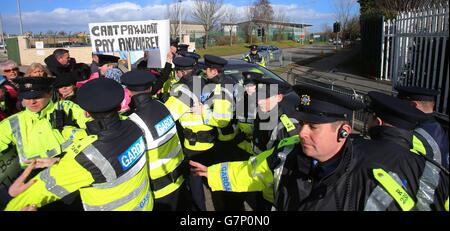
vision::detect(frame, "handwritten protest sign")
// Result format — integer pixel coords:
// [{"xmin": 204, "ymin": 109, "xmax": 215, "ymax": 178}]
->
[{"xmin": 89, "ymin": 20, "xmax": 169, "ymax": 68}]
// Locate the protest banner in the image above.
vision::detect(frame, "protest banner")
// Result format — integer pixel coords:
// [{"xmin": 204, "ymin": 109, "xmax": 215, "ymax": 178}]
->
[{"xmin": 89, "ymin": 20, "xmax": 169, "ymax": 68}]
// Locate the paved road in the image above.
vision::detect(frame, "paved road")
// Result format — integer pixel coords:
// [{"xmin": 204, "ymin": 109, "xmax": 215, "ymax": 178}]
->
[{"xmin": 224, "ymin": 44, "xmax": 337, "ymax": 69}]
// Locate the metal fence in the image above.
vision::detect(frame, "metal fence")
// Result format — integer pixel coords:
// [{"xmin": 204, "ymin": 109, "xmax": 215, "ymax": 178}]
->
[{"xmin": 380, "ymin": 3, "xmax": 449, "ymax": 115}]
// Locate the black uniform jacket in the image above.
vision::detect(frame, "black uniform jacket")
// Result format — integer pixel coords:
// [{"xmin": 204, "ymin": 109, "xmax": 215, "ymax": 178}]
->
[
  {"xmin": 272, "ymin": 126, "xmax": 449, "ymax": 211},
  {"xmin": 75, "ymin": 115, "xmax": 144, "ymax": 183},
  {"xmin": 359, "ymin": 126, "xmax": 449, "ymax": 211}
]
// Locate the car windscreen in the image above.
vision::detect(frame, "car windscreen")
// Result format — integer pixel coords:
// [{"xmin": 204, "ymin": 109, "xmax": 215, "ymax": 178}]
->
[{"xmin": 223, "ymin": 65, "xmax": 286, "ymax": 84}]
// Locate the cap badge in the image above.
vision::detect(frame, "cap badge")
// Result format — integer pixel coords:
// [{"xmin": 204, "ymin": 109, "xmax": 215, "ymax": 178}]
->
[{"xmin": 300, "ymin": 95, "xmax": 311, "ymax": 106}]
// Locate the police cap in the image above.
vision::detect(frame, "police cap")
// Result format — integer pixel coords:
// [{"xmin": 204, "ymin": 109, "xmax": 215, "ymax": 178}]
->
[
  {"xmin": 182, "ymin": 52, "xmax": 201, "ymax": 61},
  {"xmin": 178, "ymin": 44, "xmax": 189, "ymax": 52},
  {"xmin": 97, "ymin": 54, "xmax": 120, "ymax": 67},
  {"xmin": 252, "ymin": 77, "xmax": 292, "ymax": 97},
  {"xmin": 368, "ymin": 91, "xmax": 426, "ymax": 130},
  {"xmin": 173, "ymin": 57, "xmax": 195, "ymax": 70},
  {"xmin": 77, "ymin": 78, "xmax": 124, "ymax": 113},
  {"xmin": 204, "ymin": 54, "xmax": 227, "ymax": 69},
  {"xmin": 242, "ymin": 71, "xmax": 263, "ymax": 85},
  {"xmin": 54, "ymin": 72, "xmax": 77, "ymax": 88},
  {"xmin": 394, "ymin": 85, "xmax": 439, "ymax": 102},
  {"xmin": 247, "ymin": 44, "xmax": 258, "ymax": 51},
  {"xmin": 121, "ymin": 70, "xmax": 156, "ymax": 91},
  {"xmin": 14, "ymin": 77, "xmax": 55, "ymax": 99},
  {"xmin": 293, "ymin": 84, "xmax": 365, "ymax": 123}
]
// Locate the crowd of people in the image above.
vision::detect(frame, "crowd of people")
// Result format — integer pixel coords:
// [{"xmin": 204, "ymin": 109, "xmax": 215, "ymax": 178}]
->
[{"xmin": 0, "ymin": 40, "xmax": 448, "ymax": 211}]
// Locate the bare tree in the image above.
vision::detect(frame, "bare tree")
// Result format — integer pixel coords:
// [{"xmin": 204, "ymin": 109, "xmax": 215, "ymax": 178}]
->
[
  {"xmin": 166, "ymin": 0, "xmax": 187, "ymax": 39},
  {"xmin": 252, "ymin": 0, "xmax": 274, "ymax": 21},
  {"xmin": 252, "ymin": 0, "xmax": 274, "ymax": 43},
  {"xmin": 223, "ymin": 6, "xmax": 238, "ymax": 46},
  {"xmin": 273, "ymin": 8, "xmax": 287, "ymax": 42},
  {"xmin": 334, "ymin": 0, "xmax": 357, "ymax": 34},
  {"xmin": 192, "ymin": 0, "xmax": 224, "ymax": 49},
  {"xmin": 375, "ymin": 0, "xmax": 445, "ymax": 12},
  {"xmin": 322, "ymin": 23, "xmax": 333, "ymax": 41},
  {"xmin": 243, "ymin": 5, "xmax": 256, "ymax": 44}
]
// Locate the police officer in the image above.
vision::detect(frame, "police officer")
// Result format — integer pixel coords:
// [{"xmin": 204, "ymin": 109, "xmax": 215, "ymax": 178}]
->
[
  {"xmin": 164, "ymin": 57, "xmax": 211, "ymax": 211},
  {"xmin": 243, "ymin": 45, "xmax": 266, "ymax": 67},
  {"xmin": 364, "ymin": 91, "xmax": 449, "ymax": 211},
  {"xmin": 96, "ymin": 54, "xmax": 121, "ymax": 78},
  {"xmin": 178, "ymin": 44, "xmax": 190, "ymax": 56},
  {"xmin": 234, "ymin": 71, "xmax": 259, "ymax": 156},
  {"xmin": 121, "ymin": 70, "xmax": 190, "ymax": 211},
  {"xmin": 190, "ymin": 76, "xmax": 299, "ymax": 209},
  {"xmin": 395, "ymin": 85, "xmax": 449, "ymax": 170},
  {"xmin": 5, "ymin": 78, "xmax": 153, "ymax": 211},
  {"xmin": 199, "ymin": 55, "xmax": 236, "ymax": 163},
  {"xmin": 0, "ymin": 77, "xmax": 89, "ymax": 168},
  {"xmin": 192, "ymin": 84, "xmax": 441, "ymax": 211},
  {"xmin": 242, "ymin": 74, "xmax": 300, "ymax": 210},
  {"xmin": 160, "ymin": 41, "xmax": 183, "ymax": 102},
  {"xmin": 54, "ymin": 72, "xmax": 78, "ymax": 103}
]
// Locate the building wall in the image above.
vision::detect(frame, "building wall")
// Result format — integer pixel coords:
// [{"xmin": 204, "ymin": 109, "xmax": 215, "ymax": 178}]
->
[
  {"xmin": 16, "ymin": 36, "xmax": 105, "ymax": 65},
  {"xmin": 170, "ymin": 23, "xmax": 205, "ymax": 37}
]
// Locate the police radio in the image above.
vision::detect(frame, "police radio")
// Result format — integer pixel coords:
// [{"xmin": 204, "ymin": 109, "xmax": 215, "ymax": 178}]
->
[
  {"xmin": 51, "ymin": 105, "xmax": 66, "ymax": 131},
  {"xmin": 50, "ymin": 88, "xmax": 65, "ymax": 131}
]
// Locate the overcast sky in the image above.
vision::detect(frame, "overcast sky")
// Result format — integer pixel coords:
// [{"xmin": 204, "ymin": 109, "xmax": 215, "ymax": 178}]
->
[{"xmin": 1, "ymin": 0, "xmax": 359, "ymax": 34}]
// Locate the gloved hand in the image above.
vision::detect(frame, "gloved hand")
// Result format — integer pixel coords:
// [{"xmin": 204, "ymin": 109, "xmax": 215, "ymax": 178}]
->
[
  {"xmin": 50, "ymin": 109, "xmax": 78, "ymax": 131},
  {"xmin": 63, "ymin": 109, "xmax": 78, "ymax": 127}
]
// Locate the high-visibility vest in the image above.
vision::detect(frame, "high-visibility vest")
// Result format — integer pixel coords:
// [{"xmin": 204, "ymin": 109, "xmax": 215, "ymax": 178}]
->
[
  {"xmin": 129, "ymin": 109, "xmax": 186, "ymax": 200},
  {"xmin": 0, "ymin": 100, "xmax": 89, "ymax": 167},
  {"xmin": 162, "ymin": 71, "xmax": 179, "ymax": 94},
  {"xmin": 6, "ymin": 134, "xmax": 153, "ymax": 211},
  {"xmin": 203, "ymin": 84, "xmax": 236, "ymax": 142},
  {"xmin": 165, "ymin": 80, "xmax": 215, "ymax": 151}
]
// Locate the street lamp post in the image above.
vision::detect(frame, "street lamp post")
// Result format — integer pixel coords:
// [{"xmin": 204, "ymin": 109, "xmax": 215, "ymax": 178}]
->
[
  {"xmin": 0, "ymin": 13, "xmax": 6, "ymax": 46},
  {"xmin": 178, "ymin": 0, "xmax": 182, "ymax": 42},
  {"xmin": 17, "ymin": 0, "xmax": 24, "ymax": 35}
]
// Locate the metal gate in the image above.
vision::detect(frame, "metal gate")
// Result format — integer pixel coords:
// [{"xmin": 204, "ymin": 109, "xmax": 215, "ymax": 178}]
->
[
  {"xmin": 380, "ymin": 3, "xmax": 449, "ymax": 115},
  {"xmin": 5, "ymin": 37, "xmax": 21, "ymax": 65}
]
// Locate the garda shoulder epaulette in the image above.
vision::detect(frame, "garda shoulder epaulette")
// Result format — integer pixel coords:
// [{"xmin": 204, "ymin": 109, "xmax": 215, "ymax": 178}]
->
[
  {"xmin": 280, "ymin": 114, "xmax": 296, "ymax": 133},
  {"xmin": 66, "ymin": 135, "xmax": 98, "ymax": 157},
  {"xmin": 372, "ymin": 168, "xmax": 415, "ymax": 211}
]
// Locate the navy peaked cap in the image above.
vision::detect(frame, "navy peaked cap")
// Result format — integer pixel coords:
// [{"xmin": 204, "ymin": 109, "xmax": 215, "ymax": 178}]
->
[
  {"xmin": 14, "ymin": 77, "xmax": 55, "ymax": 99},
  {"xmin": 247, "ymin": 44, "xmax": 258, "ymax": 50},
  {"xmin": 242, "ymin": 71, "xmax": 263, "ymax": 85},
  {"xmin": 182, "ymin": 52, "xmax": 201, "ymax": 61},
  {"xmin": 204, "ymin": 54, "xmax": 227, "ymax": 68},
  {"xmin": 54, "ymin": 72, "xmax": 77, "ymax": 88},
  {"xmin": 178, "ymin": 44, "xmax": 189, "ymax": 52},
  {"xmin": 173, "ymin": 57, "xmax": 195, "ymax": 70},
  {"xmin": 368, "ymin": 91, "xmax": 427, "ymax": 130},
  {"xmin": 293, "ymin": 84, "xmax": 365, "ymax": 123},
  {"xmin": 121, "ymin": 70, "xmax": 156, "ymax": 91},
  {"xmin": 97, "ymin": 54, "xmax": 120, "ymax": 66},
  {"xmin": 395, "ymin": 85, "xmax": 439, "ymax": 101},
  {"xmin": 77, "ymin": 78, "xmax": 124, "ymax": 113}
]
